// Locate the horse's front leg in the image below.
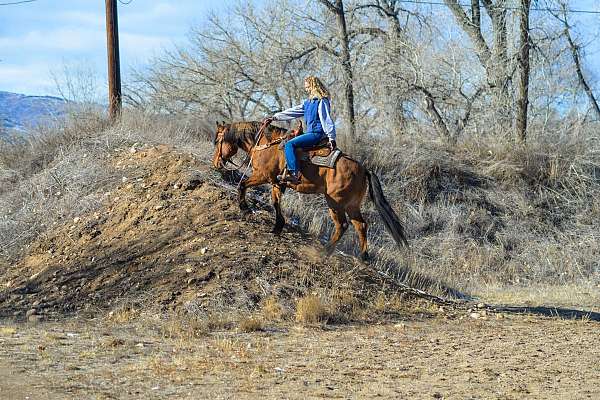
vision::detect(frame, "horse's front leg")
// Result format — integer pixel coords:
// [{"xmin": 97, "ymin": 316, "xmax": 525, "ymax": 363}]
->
[
  {"xmin": 238, "ymin": 174, "xmax": 267, "ymax": 213},
  {"xmin": 271, "ymin": 184, "xmax": 286, "ymax": 234}
]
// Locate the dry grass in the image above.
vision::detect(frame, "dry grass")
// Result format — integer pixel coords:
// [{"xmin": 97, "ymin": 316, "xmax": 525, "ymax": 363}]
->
[
  {"xmin": 238, "ymin": 317, "xmax": 264, "ymax": 333},
  {"xmin": 107, "ymin": 306, "xmax": 141, "ymax": 324},
  {"xmin": 295, "ymin": 294, "xmax": 329, "ymax": 325},
  {"xmin": 159, "ymin": 313, "xmax": 233, "ymax": 340},
  {"xmin": 1, "ymin": 107, "xmax": 599, "ymax": 308},
  {"xmin": 280, "ymin": 128, "xmax": 600, "ymax": 302},
  {"xmin": 0, "ymin": 326, "xmax": 17, "ymax": 335},
  {"xmin": 0, "ymin": 109, "xmax": 211, "ymax": 262},
  {"xmin": 260, "ymin": 296, "xmax": 285, "ymax": 321}
]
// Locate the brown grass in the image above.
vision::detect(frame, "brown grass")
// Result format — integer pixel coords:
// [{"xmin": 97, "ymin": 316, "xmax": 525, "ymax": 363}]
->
[
  {"xmin": 295, "ymin": 294, "xmax": 328, "ymax": 325},
  {"xmin": 238, "ymin": 317, "xmax": 264, "ymax": 333},
  {"xmin": 2, "ymin": 107, "xmax": 599, "ymax": 309},
  {"xmin": 260, "ymin": 296, "xmax": 285, "ymax": 321}
]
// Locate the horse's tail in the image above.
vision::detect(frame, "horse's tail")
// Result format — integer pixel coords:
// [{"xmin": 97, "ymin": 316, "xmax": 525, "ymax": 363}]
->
[{"xmin": 366, "ymin": 170, "xmax": 409, "ymax": 248}]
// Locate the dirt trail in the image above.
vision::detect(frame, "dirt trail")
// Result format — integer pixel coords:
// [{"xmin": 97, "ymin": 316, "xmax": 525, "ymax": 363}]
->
[{"xmin": 0, "ymin": 316, "xmax": 598, "ymax": 399}]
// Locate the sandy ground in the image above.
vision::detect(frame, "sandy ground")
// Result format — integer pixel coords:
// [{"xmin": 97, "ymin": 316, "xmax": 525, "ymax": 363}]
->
[{"xmin": 1, "ymin": 314, "xmax": 598, "ymax": 400}]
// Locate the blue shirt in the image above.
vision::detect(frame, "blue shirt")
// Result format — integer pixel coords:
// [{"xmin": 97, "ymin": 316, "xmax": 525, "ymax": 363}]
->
[{"xmin": 273, "ymin": 97, "xmax": 336, "ymax": 140}]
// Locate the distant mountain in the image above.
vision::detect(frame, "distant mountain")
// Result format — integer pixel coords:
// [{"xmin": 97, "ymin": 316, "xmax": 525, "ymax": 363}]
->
[{"xmin": 0, "ymin": 91, "xmax": 67, "ymax": 133}]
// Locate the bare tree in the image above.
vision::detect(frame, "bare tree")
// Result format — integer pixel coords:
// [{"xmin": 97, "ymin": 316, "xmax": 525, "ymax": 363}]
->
[
  {"xmin": 350, "ymin": 0, "xmax": 418, "ymax": 135},
  {"xmin": 443, "ymin": 0, "xmax": 512, "ymax": 132},
  {"xmin": 316, "ymin": 0, "xmax": 356, "ymax": 138}
]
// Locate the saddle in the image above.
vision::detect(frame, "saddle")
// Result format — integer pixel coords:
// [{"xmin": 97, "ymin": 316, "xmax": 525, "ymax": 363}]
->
[{"xmin": 281, "ymin": 122, "xmax": 343, "ymax": 169}]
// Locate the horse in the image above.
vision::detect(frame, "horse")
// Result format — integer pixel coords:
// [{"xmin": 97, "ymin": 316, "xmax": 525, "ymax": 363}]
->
[{"xmin": 212, "ymin": 120, "xmax": 408, "ymax": 260}]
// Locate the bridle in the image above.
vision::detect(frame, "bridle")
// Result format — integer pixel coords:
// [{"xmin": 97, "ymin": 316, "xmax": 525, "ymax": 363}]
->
[
  {"xmin": 214, "ymin": 130, "xmax": 241, "ymax": 170},
  {"xmin": 214, "ymin": 120, "xmax": 270, "ymax": 172}
]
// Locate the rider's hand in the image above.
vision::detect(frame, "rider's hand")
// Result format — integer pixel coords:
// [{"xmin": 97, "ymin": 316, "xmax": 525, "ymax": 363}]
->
[{"xmin": 328, "ymin": 139, "xmax": 337, "ymax": 150}]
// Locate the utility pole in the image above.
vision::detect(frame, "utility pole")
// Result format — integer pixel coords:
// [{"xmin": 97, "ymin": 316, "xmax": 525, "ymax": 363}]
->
[{"xmin": 105, "ymin": 0, "xmax": 121, "ymax": 121}]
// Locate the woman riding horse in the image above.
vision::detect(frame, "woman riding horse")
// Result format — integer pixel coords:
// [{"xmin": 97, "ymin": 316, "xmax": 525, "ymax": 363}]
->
[
  {"xmin": 265, "ymin": 76, "xmax": 336, "ymax": 185},
  {"xmin": 212, "ymin": 119, "xmax": 408, "ymax": 261}
]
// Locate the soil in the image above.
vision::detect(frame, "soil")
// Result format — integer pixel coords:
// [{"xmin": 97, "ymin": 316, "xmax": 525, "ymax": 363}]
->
[{"xmin": 0, "ymin": 315, "xmax": 598, "ymax": 399}]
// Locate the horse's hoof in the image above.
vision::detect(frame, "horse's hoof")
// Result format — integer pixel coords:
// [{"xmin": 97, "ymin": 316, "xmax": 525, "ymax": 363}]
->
[
  {"xmin": 359, "ymin": 251, "xmax": 370, "ymax": 263},
  {"xmin": 272, "ymin": 225, "xmax": 284, "ymax": 235}
]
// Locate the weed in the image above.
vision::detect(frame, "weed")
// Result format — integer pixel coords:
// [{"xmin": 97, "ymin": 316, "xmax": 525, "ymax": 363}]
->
[
  {"xmin": 260, "ymin": 296, "xmax": 284, "ymax": 321},
  {"xmin": 295, "ymin": 294, "xmax": 328, "ymax": 325},
  {"xmin": 239, "ymin": 317, "xmax": 264, "ymax": 333}
]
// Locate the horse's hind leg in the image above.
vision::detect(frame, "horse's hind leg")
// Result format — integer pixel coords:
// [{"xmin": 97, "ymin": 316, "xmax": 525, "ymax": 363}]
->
[
  {"xmin": 347, "ymin": 207, "xmax": 369, "ymax": 261},
  {"xmin": 324, "ymin": 196, "xmax": 348, "ymax": 255},
  {"xmin": 271, "ymin": 184, "xmax": 286, "ymax": 234}
]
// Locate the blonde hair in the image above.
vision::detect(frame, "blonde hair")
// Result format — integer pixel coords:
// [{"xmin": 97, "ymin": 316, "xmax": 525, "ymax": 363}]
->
[{"xmin": 305, "ymin": 76, "xmax": 330, "ymax": 99}]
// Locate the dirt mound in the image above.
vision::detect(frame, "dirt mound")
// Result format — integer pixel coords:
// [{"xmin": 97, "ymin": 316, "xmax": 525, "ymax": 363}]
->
[{"xmin": 0, "ymin": 145, "xmax": 418, "ymax": 320}]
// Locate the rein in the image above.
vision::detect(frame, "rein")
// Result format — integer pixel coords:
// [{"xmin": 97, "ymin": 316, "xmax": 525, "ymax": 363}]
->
[
  {"xmin": 254, "ymin": 137, "xmax": 285, "ymax": 151},
  {"xmin": 235, "ymin": 120, "xmax": 271, "ymax": 188}
]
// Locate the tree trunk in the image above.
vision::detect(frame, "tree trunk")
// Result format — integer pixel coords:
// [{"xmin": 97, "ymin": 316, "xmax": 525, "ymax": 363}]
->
[
  {"xmin": 489, "ymin": 1, "xmax": 510, "ymax": 132},
  {"xmin": 516, "ymin": 0, "xmax": 530, "ymax": 142},
  {"xmin": 318, "ymin": 0, "xmax": 356, "ymax": 139}
]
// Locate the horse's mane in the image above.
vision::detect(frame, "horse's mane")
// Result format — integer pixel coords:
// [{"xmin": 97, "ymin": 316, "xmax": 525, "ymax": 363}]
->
[{"xmin": 224, "ymin": 121, "xmax": 287, "ymax": 146}]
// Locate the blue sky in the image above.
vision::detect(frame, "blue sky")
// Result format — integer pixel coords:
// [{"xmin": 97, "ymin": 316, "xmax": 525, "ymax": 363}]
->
[
  {"xmin": 0, "ymin": 0, "xmax": 598, "ymax": 97},
  {"xmin": 0, "ymin": 0, "xmax": 236, "ymax": 96}
]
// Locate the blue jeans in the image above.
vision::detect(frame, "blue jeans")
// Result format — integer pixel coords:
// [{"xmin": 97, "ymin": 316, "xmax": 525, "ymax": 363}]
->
[{"xmin": 284, "ymin": 131, "xmax": 325, "ymax": 173}]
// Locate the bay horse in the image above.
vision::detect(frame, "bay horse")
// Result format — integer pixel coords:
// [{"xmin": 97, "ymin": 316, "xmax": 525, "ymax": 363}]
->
[{"xmin": 212, "ymin": 120, "xmax": 408, "ymax": 260}]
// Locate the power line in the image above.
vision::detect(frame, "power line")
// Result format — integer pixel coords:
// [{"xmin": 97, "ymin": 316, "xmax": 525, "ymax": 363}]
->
[
  {"xmin": 399, "ymin": 0, "xmax": 600, "ymax": 15},
  {"xmin": 0, "ymin": 0, "xmax": 38, "ymax": 5}
]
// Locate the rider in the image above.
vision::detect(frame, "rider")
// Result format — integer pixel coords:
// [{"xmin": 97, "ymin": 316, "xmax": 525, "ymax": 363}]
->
[{"xmin": 266, "ymin": 76, "xmax": 336, "ymax": 184}]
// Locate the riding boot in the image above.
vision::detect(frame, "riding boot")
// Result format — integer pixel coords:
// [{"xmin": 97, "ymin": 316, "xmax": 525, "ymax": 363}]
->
[{"xmin": 277, "ymin": 170, "xmax": 301, "ymax": 184}]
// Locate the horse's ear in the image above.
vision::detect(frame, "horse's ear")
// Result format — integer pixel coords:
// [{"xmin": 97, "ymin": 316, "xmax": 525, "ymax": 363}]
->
[
  {"xmin": 221, "ymin": 120, "xmax": 226, "ymax": 126},
  {"xmin": 216, "ymin": 120, "xmax": 221, "ymax": 128}
]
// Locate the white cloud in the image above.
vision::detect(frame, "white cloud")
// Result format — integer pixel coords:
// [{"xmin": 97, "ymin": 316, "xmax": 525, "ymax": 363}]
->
[
  {"xmin": 56, "ymin": 11, "xmax": 104, "ymax": 30},
  {"xmin": 0, "ymin": 63, "xmax": 56, "ymax": 95},
  {"xmin": 120, "ymin": 32, "xmax": 173, "ymax": 60},
  {"xmin": 0, "ymin": 28, "xmax": 104, "ymax": 52}
]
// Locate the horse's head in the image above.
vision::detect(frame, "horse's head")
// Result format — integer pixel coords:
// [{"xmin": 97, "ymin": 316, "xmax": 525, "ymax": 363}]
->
[{"xmin": 212, "ymin": 121, "xmax": 239, "ymax": 170}]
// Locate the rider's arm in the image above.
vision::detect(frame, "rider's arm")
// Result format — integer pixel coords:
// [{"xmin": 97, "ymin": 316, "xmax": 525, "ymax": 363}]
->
[
  {"xmin": 318, "ymin": 98, "xmax": 336, "ymax": 141},
  {"xmin": 273, "ymin": 103, "xmax": 304, "ymax": 121}
]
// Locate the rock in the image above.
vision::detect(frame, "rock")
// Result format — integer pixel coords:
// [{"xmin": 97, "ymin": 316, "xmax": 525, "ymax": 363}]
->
[
  {"xmin": 182, "ymin": 172, "xmax": 203, "ymax": 190},
  {"xmin": 73, "ymin": 217, "xmax": 81, "ymax": 223},
  {"xmin": 200, "ymin": 247, "xmax": 207, "ymax": 255},
  {"xmin": 121, "ymin": 177, "xmax": 128, "ymax": 183},
  {"xmin": 477, "ymin": 303, "xmax": 485, "ymax": 309},
  {"xmin": 26, "ymin": 308, "xmax": 37, "ymax": 318},
  {"xmin": 469, "ymin": 312, "xmax": 481, "ymax": 319}
]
